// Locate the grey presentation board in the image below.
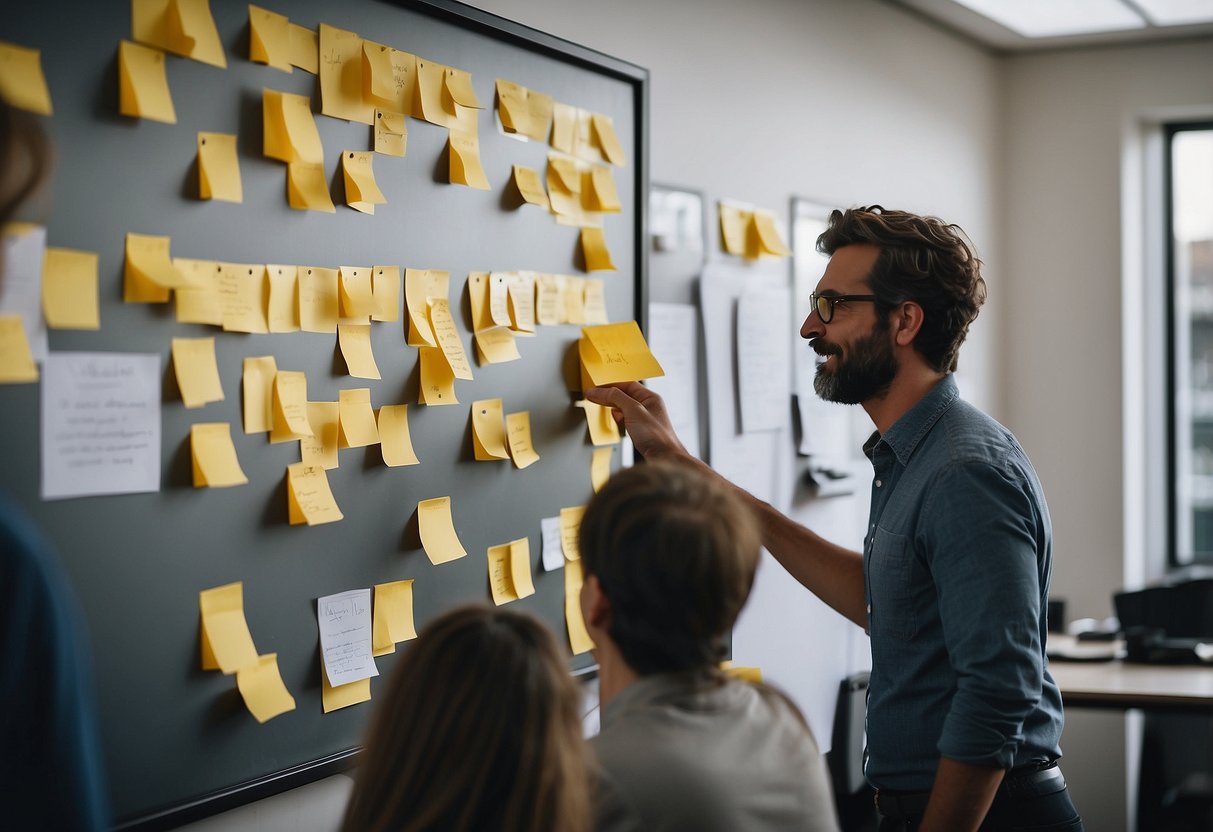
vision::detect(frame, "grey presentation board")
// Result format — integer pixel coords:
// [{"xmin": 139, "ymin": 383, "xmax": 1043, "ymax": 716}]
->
[{"xmin": 0, "ymin": 1, "xmax": 647, "ymax": 826}]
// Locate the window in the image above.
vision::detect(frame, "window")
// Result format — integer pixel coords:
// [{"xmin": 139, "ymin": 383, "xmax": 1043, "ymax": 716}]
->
[{"xmin": 1167, "ymin": 122, "xmax": 1213, "ymax": 565}]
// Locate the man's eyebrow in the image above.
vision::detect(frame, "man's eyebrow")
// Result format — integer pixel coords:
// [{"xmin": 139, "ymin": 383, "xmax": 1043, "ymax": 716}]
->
[{"xmin": 817, "ymin": 289, "xmax": 843, "ymax": 297}]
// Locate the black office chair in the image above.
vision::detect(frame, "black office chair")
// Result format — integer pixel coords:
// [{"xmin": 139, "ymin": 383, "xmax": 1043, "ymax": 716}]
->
[{"xmin": 826, "ymin": 672, "xmax": 877, "ymax": 832}]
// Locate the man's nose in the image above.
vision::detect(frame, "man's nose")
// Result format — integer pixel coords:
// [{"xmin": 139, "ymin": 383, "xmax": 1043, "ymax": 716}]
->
[{"xmin": 800, "ymin": 310, "xmax": 822, "ymax": 340}]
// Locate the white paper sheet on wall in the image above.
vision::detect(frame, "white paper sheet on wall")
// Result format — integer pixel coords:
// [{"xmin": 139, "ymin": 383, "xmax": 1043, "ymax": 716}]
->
[
  {"xmin": 737, "ymin": 286, "xmax": 792, "ymax": 434},
  {"xmin": 645, "ymin": 302, "xmax": 702, "ymax": 459},
  {"xmin": 1, "ymin": 225, "xmax": 48, "ymax": 362},
  {"xmin": 317, "ymin": 588, "xmax": 379, "ymax": 687},
  {"xmin": 41, "ymin": 351, "xmax": 161, "ymax": 500},
  {"xmin": 540, "ymin": 515, "xmax": 564, "ymax": 572}
]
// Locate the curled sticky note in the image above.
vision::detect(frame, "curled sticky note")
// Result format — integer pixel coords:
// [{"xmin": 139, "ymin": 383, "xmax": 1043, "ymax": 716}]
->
[
  {"xmin": 511, "ymin": 165, "xmax": 550, "ymax": 210},
  {"xmin": 249, "ymin": 5, "xmax": 292, "ymax": 72},
  {"xmin": 199, "ymin": 582, "xmax": 258, "ymax": 674},
  {"xmin": 118, "ymin": 40, "xmax": 176, "ymax": 124},
  {"xmin": 580, "ymin": 227, "xmax": 617, "ymax": 272},
  {"xmin": 372, "ymin": 580, "xmax": 417, "ymax": 656},
  {"xmin": 190, "ymin": 422, "xmax": 248, "ymax": 488},
  {"xmin": 448, "ymin": 129, "xmax": 490, "ymax": 190},
  {"xmin": 579, "ymin": 321, "xmax": 665, "ymax": 386},
  {"xmin": 377, "ymin": 404, "xmax": 419, "ymax": 467},
  {"xmin": 338, "ymin": 387, "xmax": 379, "ymax": 448},
  {"xmin": 263, "ymin": 89, "xmax": 323, "ymax": 164},
  {"xmin": 417, "ymin": 496, "xmax": 466, "ymax": 564},
  {"xmin": 131, "ymin": 0, "xmax": 226, "ymax": 68},
  {"xmin": 286, "ymin": 162, "xmax": 335, "ymax": 213},
  {"xmin": 495, "ymin": 79, "xmax": 531, "ymax": 134},
  {"xmin": 242, "ymin": 355, "xmax": 277, "ymax": 434},
  {"xmin": 0, "ymin": 42, "xmax": 53, "ymax": 115},
  {"xmin": 471, "ymin": 398, "xmax": 509, "ymax": 461},
  {"xmin": 236, "ymin": 654, "xmax": 296, "ymax": 723},
  {"xmin": 197, "ymin": 132, "xmax": 242, "ymax": 203},
  {"xmin": 286, "ymin": 462, "xmax": 343, "ymax": 526},
  {"xmin": 171, "ymin": 336, "xmax": 224, "ymax": 408},
  {"xmin": 341, "ymin": 150, "xmax": 386, "ymax": 214},
  {"xmin": 373, "ymin": 109, "xmax": 406, "ymax": 157},
  {"xmin": 505, "ymin": 410, "xmax": 540, "ymax": 470}
]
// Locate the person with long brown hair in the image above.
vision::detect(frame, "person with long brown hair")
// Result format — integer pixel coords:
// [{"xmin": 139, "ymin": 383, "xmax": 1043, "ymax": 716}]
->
[{"xmin": 341, "ymin": 603, "xmax": 591, "ymax": 832}]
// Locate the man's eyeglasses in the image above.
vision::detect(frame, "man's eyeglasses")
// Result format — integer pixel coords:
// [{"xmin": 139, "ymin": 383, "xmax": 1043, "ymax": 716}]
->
[{"xmin": 809, "ymin": 292, "xmax": 877, "ymax": 324}]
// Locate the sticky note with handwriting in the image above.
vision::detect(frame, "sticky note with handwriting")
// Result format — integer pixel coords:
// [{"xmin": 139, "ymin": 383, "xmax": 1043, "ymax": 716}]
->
[
  {"xmin": 271, "ymin": 370, "xmax": 312, "ymax": 442},
  {"xmin": 318, "ymin": 23, "xmax": 374, "ymax": 124},
  {"xmin": 578, "ymin": 321, "xmax": 665, "ymax": 386},
  {"xmin": 505, "ymin": 411, "xmax": 540, "ymax": 470},
  {"xmin": 338, "ymin": 323, "xmax": 381, "ymax": 380},
  {"xmin": 301, "ymin": 401, "xmax": 340, "ymax": 469},
  {"xmin": 286, "ymin": 462, "xmax": 343, "ymax": 525}
]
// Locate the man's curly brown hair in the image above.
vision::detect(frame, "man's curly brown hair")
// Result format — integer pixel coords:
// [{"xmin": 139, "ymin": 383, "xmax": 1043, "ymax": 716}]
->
[{"xmin": 817, "ymin": 205, "xmax": 987, "ymax": 373}]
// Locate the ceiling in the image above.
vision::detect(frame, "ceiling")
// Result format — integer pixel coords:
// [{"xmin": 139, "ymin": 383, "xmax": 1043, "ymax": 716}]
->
[{"xmin": 885, "ymin": 0, "xmax": 1213, "ymax": 52}]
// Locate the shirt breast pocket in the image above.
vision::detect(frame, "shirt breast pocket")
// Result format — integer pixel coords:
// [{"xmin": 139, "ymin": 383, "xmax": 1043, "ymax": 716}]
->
[{"xmin": 869, "ymin": 526, "xmax": 918, "ymax": 642}]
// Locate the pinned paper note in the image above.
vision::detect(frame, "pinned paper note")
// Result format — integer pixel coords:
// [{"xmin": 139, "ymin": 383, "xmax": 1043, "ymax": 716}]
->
[
  {"xmin": 580, "ymin": 227, "xmax": 617, "ymax": 272},
  {"xmin": 535, "ymin": 275, "xmax": 562, "ymax": 326},
  {"xmin": 301, "ymin": 401, "xmax": 339, "ymax": 469},
  {"xmin": 563, "ymin": 276, "xmax": 586, "ymax": 325},
  {"xmin": 370, "ymin": 266, "xmax": 400, "ymax": 322},
  {"xmin": 495, "ymin": 79, "xmax": 531, "ymax": 135},
  {"xmin": 0, "ymin": 316, "xmax": 37, "ymax": 383},
  {"xmin": 249, "ymin": 5, "xmax": 292, "ymax": 72},
  {"xmin": 585, "ymin": 165, "xmax": 621, "ymax": 212},
  {"xmin": 579, "ymin": 321, "xmax": 665, "ymax": 386},
  {"xmin": 236, "ymin": 654, "xmax": 296, "ymax": 723},
  {"xmin": 590, "ymin": 113, "xmax": 626, "ymax": 166},
  {"xmin": 242, "ymin": 356, "xmax": 277, "ymax": 434},
  {"xmin": 404, "ymin": 268, "xmax": 448, "ymax": 347},
  {"xmin": 577, "ymin": 399, "xmax": 621, "ymax": 446},
  {"xmin": 511, "ymin": 165, "xmax": 550, "ymax": 210},
  {"xmin": 199, "ymin": 582, "xmax": 258, "ymax": 674},
  {"xmin": 338, "ymin": 266, "xmax": 373, "ymax": 319},
  {"xmin": 377, "ymin": 404, "xmax": 419, "ymax": 467},
  {"xmin": 266, "ymin": 265, "xmax": 299, "ymax": 332},
  {"xmin": 131, "ymin": 0, "xmax": 226, "ymax": 68},
  {"xmin": 118, "ymin": 41, "xmax": 176, "ymax": 124},
  {"xmin": 42, "ymin": 248, "xmax": 99, "ymax": 330},
  {"xmin": 474, "ymin": 326, "xmax": 520, "ymax": 365},
  {"xmin": 338, "ymin": 324, "xmax": 381, "ymax": 380},
  {"xmin": 263, "ymin": 89, "xmax": 323, "ymax": 163},
  {"xmin": 540, "ymin": 516, "xmax": 563, "ymax": 572},
  {"xmin": 505, "ymin": 411, "xmax": 540, "ymax": 469},
  {"xmin": 191, "ymin": 422, "xmax": 248, "ymax": 487},
  {"xmin": 218, "ymin": 263, "xmax": 268, "ymax": 334},
  {"xmin": 372, "ymin": 580, "xmax": 417, "ymax": 656},
  {"xmin": 591, "ymin": 446, "xmax": 614, "ymax": 493},
  {"xmin": 507, "ymin": 274, "xmax": 536, "ymax": 334},
  {"xmin": 0, "ymin": 42, "xmax": 53, "ymax": 115},
  {"xmin": 125, "ymin": 232, "xmax": 186, "ymax": 301},
  {"xmin": 319, "ymin": 23, "xmax": 374, "ymax": 124},
  {"xmin": 428, "ymin": 297, "xmax": 473, "ymax": 381},
  {"xmin": 565, "ymin": 559, "xmax": 594, "ymax": 655},
  {"xmin": 487, "ymin": 537, "xmax": 535, "ymax": 605},
  {"xmin": 321, "ymin": 672, "xmax": 370, "ymax": 713},
  {"xmin": 362, "ymin": 41, "xmax": 396, "ymax": 105},
  {"xmin": 448, "ymin": 129, "xmax": 490, "ymax": 190},
  {"xmin": 342, "ymin": 151, "xmax": 387, "ymax": 214},
  {"xmin": 171, "ymin": 337, "xmax": 224, "ymax": 409},
  {"xmin": 271, "ymin": 370, "xmax": 312, "ymax": 442},
  {"xmin": 522, "ymin": 90, "xmax": 553, "ymax": 142},
  {"xmin": 299, "ymin": 267, "xmax": 339, "ymax": 334},
  {"xmin": 317, "ymin": 588, "xmax": 378, "ymax": 687},
  {"xmin": 560, "ymin": 505, "xmax": 585, "ymax": 561},
  {"xmin": 287, "ymin": 162, "xmax": 335, "ymax": 212},
  {"xmin": 174, "ymin": 258, "xmax": 223, "ymax": 325},
  {"xmin": 582, "ymin": 278, "xmax": 608, "ymax": 325},
  {"xmin": 471, "ymin": 398, "xmax": 509, "ymax": 461},
  {"xmin": 287, "ymin": 461, "xmax": 343, "ymax": 525},
  {"xmin": 444, "ymin": 67, "xmax": 480, "ymax": 109},
  {"xmin": 417, "ymin": 496, "xmax": 467, "ymax": 564},
  {"xmin": 488, "ymin": 273, "xmax": 512, "ymax": 328},
  {"xmin": 197, "ymin": 132, "xmax": 242, "ymax": 202},
  {"xmin": 418, "ymin": 346, "xmax": 457, "ymax": 405},
  {"xmin": 719, "ymin": 202, "xmax": 748, "ymax": 256},
  {"xmin": 373, "ymin": 109, "xmax": 407, "ymax": 157},
  {"xmin": 289, "ymin": 23, "xmax": 318, "ymax": 74},
  {"xmin": 551, "ymin": 101, "xmax": 576, "ymax": 154},
  {"xmin": 415, "ymin": 58, "xmax": 451, "ymax": 126},
  {"xmin": 338, "ymin": 388, "xmax": 379, "ymax": 447},
  {"xmin": 751, "ymin": 210, "xmax": 791, "ymax": 257}
]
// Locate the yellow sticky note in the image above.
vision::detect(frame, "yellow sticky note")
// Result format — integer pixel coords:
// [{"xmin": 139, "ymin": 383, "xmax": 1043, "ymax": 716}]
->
[
  {"xmin": 474, "ymin": 326, "xmax": 520, "ymax": 365},
  {"xmin": 263, "ymin": 89, "xmax": 323, "ymax": 163},
  {"xmin": 471, "ymin": 398, "xmax": 509, "ymax": 461},
  {"xmin": 428, "ymin": 297, "xmax": 473, "ymax": 381},
  {"xmin": 489, "ymin": 538, "xmax": 534, "ymax": 605},
  {"xmin": 505, "ymin": 411, "xmax": 540, "ymax": 470},
  {"xmin": 418, "ymin": 496, "xmax": 467, "ymax": 564},
  {"xmin": 560, "ymin": 505, "xmax": 585, "ymax": 561},
  {"xmin": 272, "ymin": 370, "xmax": 313, "ymax": 442},
  {"xmin": 174, "ymin": 258, "xmax": 223, "ymax": 325},
  {"xmin": 118, "ymin": 40, "xmax": 176, "ymax": 124},
  {"xmin": 191, "ymin": 422, "xmax": 248, "ymax": 487},
  {"xmin": 591, "ymin": 446, "xmax": 614, "ymax": 493},
  {"xmin": 0, "ymin": 42, "xmax": 52, "ymax": 116},
  {"xmin": 405, "ymin": 268, "xmax": 448, "ymax": 347},
  {"xmin": 719, "ymin": 203, "xmax": 748, "ymax": 256},
  {"xmin": 42, "ymin": 248, "xmax": 99, "ymax": 330},
  {"xmin": 564, "ymin": 558, "xmax": 594, "ymax": 655},
  {"xmin": 338, "ymin": 387, "xmax": 379, "ymax": 448},
  {"xmin": 507, "ymin": 276, "xmax": 536, "ymax": 334},
  {"xmin": 448, "ymin": 129, "xmax": 490, "ymax": 190},
  {"xmin": 535, "ymin": 275, "xmax": 562, "ymax": 326},
  {"xmin": 510, "ymin": 537, "xmax": 536, "ymax": 598},
  {"xmin": 377, "ymin": 404, "xmax": 419, "ymax": 467},
  {"xmin": 418, "ymin": 346, "xmax": 458, "ymax": 406},
  {"xmin": 301, "ymin": 401, "xmax": 340, "ymax": 469},
  {"xmin": 580, "ymin": 227, "xmax": 617, "ymax": 272},
  {"xmin": 751, "ymin": 210, "xmax": 791, "ymax": 257},
  {"xmin": 197, "ymin": 132, "xmax": 242, "ymax": 203},
  {"xmin": 590, "ymin": 113, "xmax": 626, "ymax": 166},
  {"xmin": 236, "ymin": 653, "xmax": 296, "ymax": 723},
  {"xmin": 585, "ymin": 165, "xmax": 621, "ymax": 213},
  {"xmin": 218, "ymin": 263, "xmax": 268, "ymax": 334},
  {"xmin": 579, "ymin": 321, "xmax": 665, "ymax": 386},
  {"xmin": 361, "ymin": 41, "xmax": 395, "ymax": 104},
  {"xmin": 249, "ymin": 5, "xmax": 292, "ymax": 72},
  {"xmin": 383, "ymin": 49, "xmax": 419, "ymax": 117},
  {"xmin": 444, "ymin": 67, "xmax": 480, "ymax": 109},
  {"xmin": 172, "ymin": 336, "xmax": 224, "ymax": 408},
  {"xmin": 511, "ymin": 165, "xmax": 549, "ymax": 210},
  {"xmin": 488, "ymin": 272, "xmax": 512, "ymax": 328},
  {"xmin": 722, "ymin": 662, "xmax": 764, "ymax": 684},
  {"xmin": 370, "ymin": 266, "xmax": 399, "ymax": 322},
  {"xmin": 415, "ymin": 57, "xmax": 451, "ymax": 126},
  {"xmin": 289, "ymin": 23, "xmax": 318, "ymax": 74},
  {"xmin": 125, "ymin": 232, "xmax": 186, "ymax": 301},
  {"xmin": 341, "ymin": 150, "xmax": 386, "ymax": 214},
  {"xmin": 522, "ymin": 90, "xmax": 553, "ymax": 142},
  {"xmin": 578, "ymin": 399, "xmax": 621, "ymax": 446},
  {"xmin": 337, "ymin": 324, "xmax": 381, "ymax": 380},
  {"xmin": 373, "ymin": 109, "xmax": 407, "ymax": 157},
  {"xmin": 551, "ymin": 101, "xmax": 576, "ymax": 154},
  {"xmin": 132, "ymin": 0, "xmax": 226, "ymax": 68},
  {"xmin": 338, "ymin": 266, "xmax": 374, "ymax": 319},
  {"xmin": 564, "ymin": 276, "xmax": 586, "ymax": 325},
  {"xmin": 299, "ymin": 266, "xmax": 339, "ymax": 333},
  {"xmin": 287, "ymin": 162, "xmax": 335, "ymax": 213},
  {"xmin": 0, "ymin": 316, "xmax": 37, "ymax": 383},
  {"xmin": 495, "ymin": 79, "xmax": 531, "ymax": 135},
  {"xmin": 199, "ymin": 582, "xmax": 258, "ymax": 674},
  {"xmin": 321, "ymin": 670, "xmax": 370, "ymax": 713},
  {"xmin": 242, "ymin": 355, "xmax": 277, "ymax": 434},
  {"xmin": 582, "ymin": 279, "xmax": 608, "ymax": 325},
  {"xmin": 319, "ymin": 23, "xmax": 373, "ymax": 125},
  {"xmin": 266, "ymin": 264, "xmax": 299, "ymax": 333},
  {"xmin": 287, "ymin": 461, "xmax": 343, "ymax": 525},
  {"xmin": 467, "ymin": 272, "xmax": 491, "ymax": 332},
  {"xmin": 372, "ymin": 580, "xmax": 417, "ymax": 656}
]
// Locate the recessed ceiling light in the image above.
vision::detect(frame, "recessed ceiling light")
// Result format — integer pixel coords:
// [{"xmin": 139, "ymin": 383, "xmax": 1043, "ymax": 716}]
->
[
  {"xmin": 951, "ymin": 0, "xmax": 1146, "ymax": 37},
  {"xmin": 1132, "ymin": 0, "xmax": 1213, "ymax": 26}
]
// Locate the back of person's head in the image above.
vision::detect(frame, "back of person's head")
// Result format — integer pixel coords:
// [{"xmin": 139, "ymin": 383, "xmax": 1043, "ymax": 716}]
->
[
  {"xmin": 0, "ymin": 100, "xmax": 51, "ymax": 229},
  {"xmin": 579, "ymin": 462, "xmax": 761, "ymax": 676},
  {"xmin": 341, "ymin": 604, "xmax": 590, "ymax": 832},
  {"xmin": 817, "ymin": 205, "xmax": 986, "ymax": 373}
]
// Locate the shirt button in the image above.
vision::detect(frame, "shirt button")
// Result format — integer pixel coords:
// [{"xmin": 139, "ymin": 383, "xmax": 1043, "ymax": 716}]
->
[
  {"xmin": 867, "ymin": 605, "xmax": 872, "ymax": 614},
  {"xmin": 875, "ymin": 479, "xmax": 883, "ymax": 487}
]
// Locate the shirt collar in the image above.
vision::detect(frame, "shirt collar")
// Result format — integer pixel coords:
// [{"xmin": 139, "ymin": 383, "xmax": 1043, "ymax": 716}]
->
[{"xmin": 864, "ymin": 374, "xmax": 959, "ymax": 466}]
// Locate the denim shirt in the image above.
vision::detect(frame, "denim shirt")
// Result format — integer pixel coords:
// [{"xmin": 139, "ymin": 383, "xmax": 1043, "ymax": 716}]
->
[{"xmin": 861, "ymin": 375, "xmax": 1063, "ymax": 791}]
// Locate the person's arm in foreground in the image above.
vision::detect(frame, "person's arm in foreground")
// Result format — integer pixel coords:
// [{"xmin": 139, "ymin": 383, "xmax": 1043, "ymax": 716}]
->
[
  {"xmin": 585, "ymin": 382, "xmax": 867, "ymax": 627},
  {"xmin": 919, "ymin": 757, "xmax": 1004, "ymax": 832}
]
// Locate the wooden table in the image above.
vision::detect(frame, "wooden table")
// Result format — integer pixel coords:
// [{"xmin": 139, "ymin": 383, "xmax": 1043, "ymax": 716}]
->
[{"xmin": 1049, "ymin": 656, "xmax": 1213, "ymax": 713}]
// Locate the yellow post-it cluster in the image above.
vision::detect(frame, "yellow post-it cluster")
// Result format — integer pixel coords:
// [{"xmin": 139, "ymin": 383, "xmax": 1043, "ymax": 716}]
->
[
  {"xmin": 200, "ymin": 582, "xmax": 295, "ymax": 724},
  {"xmin": 487, "ymin": 537, "xmax": 536, "ymax": 605}
]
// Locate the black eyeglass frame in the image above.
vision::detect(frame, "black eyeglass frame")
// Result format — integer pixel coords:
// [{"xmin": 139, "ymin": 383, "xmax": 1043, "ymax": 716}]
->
[{"xmin": 809, "ymin": 292, "xmax": 878, "ymax": 323}]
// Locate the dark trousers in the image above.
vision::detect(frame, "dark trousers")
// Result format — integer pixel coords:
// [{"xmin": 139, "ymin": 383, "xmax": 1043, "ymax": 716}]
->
[{"xmin": 876, "ymin": 765, "xmax": 1084, "ymax": 832}]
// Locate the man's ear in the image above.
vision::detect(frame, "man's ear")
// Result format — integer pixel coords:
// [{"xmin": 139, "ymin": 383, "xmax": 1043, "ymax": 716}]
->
[
  {"xmin": 583, "ymin": 574, "xmax": 612, "ymax": 630},
  {"xmin": 893, "ymin": 301, "xmax": 925, "ymax": 347}
]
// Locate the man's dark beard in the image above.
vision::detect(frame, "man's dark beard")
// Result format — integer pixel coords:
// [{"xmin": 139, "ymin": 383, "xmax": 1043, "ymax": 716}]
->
[{"xmin": 813, "ymin": 325, "xmax": 898, "ymax": 405}]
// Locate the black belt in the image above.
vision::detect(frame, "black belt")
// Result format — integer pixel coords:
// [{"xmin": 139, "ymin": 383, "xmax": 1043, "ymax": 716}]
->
[{"xmin": 874, "ymin": 762, "xmax": 1066, "ymax": 821}]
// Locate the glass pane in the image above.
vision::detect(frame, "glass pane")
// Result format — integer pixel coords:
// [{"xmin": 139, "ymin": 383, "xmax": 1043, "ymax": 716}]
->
[{"xmin": 1172, "ymin": 127, "xmax": 1213, "ymax": 563}]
